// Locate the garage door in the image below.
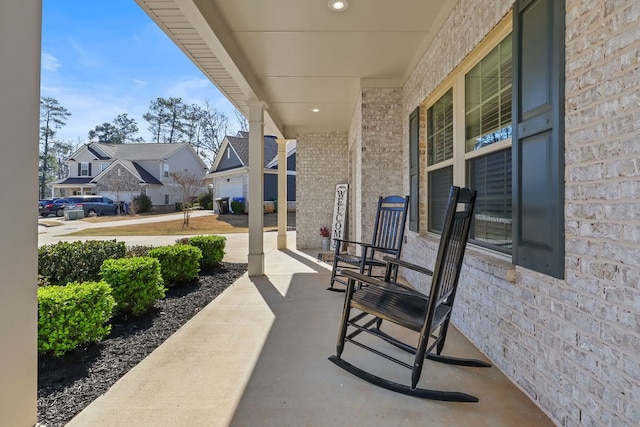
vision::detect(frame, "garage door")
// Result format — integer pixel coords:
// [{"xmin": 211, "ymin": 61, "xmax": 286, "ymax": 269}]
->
[{"xmin": 216, "ymin": 181, "xmax": 242, "ymax": 199}]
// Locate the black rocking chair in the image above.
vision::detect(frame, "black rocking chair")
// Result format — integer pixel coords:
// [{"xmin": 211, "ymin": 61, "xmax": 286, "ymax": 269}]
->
[
  {"xmin": 328, "ymin": 195, "xmax": 409, "ymax": 292},
  {"xmin": 328, "ymin": 186, "xmax": 491, "ymax": 402}
]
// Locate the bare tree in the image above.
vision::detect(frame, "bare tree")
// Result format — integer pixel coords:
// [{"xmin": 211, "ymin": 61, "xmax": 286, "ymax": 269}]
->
[
  {"xmin": 169, "ymin": 171, "xmax": 205, "ymax": 227},
  {"xmin": 234, "ymin": 109, "xmax": 248, "ymax": 132},
  {"xmin": 200, "ymin": 100, "xmax": 229, "ymax": 161},
  {"xmin": 95, "ymin": 166, "xmax": 141, "ymax": 215}
]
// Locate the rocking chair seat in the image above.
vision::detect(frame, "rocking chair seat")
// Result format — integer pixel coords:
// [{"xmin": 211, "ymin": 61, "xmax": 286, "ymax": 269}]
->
[{"xmin": 346, "ymin": 271, "xmax": 449, "ymax": 332}]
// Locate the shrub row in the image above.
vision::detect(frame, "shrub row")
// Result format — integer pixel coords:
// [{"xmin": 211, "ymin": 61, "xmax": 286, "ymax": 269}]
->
[{"xmin": 37, "ymin": 237, "xmax": 227, "ymax": 355}]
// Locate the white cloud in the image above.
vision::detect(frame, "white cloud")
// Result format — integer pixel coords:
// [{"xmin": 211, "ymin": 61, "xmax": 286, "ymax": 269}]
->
[{"xmin": 41, "ymin": 53, "xmax": 61, "ymax": 72}]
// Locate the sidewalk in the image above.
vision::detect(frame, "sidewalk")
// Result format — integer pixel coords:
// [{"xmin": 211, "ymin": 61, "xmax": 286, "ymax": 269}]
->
[{"xmin": 37, "ymin": 211, "xmax": 250, "ymax": 255}]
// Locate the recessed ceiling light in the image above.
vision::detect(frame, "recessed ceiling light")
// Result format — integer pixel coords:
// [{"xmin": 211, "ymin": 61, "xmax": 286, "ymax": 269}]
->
[
  {"xmin": 328, "ymin": 1, "xmax": 349, "ymax": 12},
  {"xmin": 311, "ymin": 108, "xmax": 320, "ymax": 113}
]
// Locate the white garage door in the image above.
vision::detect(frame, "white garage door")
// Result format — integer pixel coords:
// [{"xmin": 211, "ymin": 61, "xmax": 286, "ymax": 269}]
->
[{"xmin": 216, "ymin": 181, "xmax": 242, "ymax": 200}]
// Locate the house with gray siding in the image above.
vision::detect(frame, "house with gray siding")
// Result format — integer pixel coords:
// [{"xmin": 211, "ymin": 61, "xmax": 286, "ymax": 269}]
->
[
  {"xmin": 207, "ymin": 131, "xmax": 296, "ymax": 212},
  {"xmin": 52, "ymin": 142, "xmax": 208, "ymax": 208}
]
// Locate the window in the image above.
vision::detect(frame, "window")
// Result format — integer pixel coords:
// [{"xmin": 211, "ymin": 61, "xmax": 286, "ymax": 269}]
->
[
  {"xmin": 423, "ymin": 20, "xmax": 512, "ymax": 254},
  {"xmin": 163, "ymin": 163, "xmax": 169, "ymax": 178},
  {"xmin": 427, "ymin": 89, "xmax": 454, "ymax": 234},
  {"xmin": 100, "ymin": 162, "xmax": 109, "ymax": 171},
  {"xmin": 79, "ymin": 162, "xmax": 90, "ymax": 176}
]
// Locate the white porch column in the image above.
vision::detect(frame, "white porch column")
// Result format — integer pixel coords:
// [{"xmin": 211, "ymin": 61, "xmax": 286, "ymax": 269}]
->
[
  {"xmin": 276, "ymin": 139, "xmax": 288, "ymax": 249},
  {"xmin": 0, "ymin": 1, "xmax": 40, "ymax": 424},
  {"xmin": 247, "ymin": 101, "xmax": 266, "ymax": 276}
]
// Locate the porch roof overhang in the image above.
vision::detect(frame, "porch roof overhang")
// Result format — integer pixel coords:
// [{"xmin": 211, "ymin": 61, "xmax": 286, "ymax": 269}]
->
[{"xmin": 134, "ymin": 0, "xmax": 459, "ymax": 139}]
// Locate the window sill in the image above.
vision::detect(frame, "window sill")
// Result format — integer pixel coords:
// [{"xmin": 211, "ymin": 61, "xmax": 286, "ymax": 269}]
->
[{"xmin": 416, "ymin": 231, "xmax": 516, "ymax": 283}]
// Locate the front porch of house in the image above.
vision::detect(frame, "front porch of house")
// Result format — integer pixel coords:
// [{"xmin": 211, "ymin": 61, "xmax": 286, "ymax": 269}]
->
[{"xmin": 66, "ymin": 231, "xmax": 553, "ymax": 426}]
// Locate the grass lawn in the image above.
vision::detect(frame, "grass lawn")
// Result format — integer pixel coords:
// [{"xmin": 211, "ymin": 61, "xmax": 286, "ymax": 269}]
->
[{"xmin": 64, "ymin": 212, "xmax": 295, "ymax": 236}]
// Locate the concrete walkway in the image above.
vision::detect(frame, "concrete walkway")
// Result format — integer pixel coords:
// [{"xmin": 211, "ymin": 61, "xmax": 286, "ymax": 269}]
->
[{"xmin": 57, "ymin": 227, "xmax": 554, "ymax": 426}]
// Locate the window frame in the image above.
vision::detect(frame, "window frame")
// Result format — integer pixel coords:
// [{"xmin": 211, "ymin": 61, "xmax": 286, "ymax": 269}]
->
[
  {"xmin": 421, "ymin": 13, "xmax": 513, "ymax": 255},
  {"xmin": 80, "ymin": 162, "xmax": 90, "ymax": 177}
]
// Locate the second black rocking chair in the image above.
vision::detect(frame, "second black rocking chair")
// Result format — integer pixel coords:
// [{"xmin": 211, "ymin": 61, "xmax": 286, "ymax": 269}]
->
[
  {"xmin": 327, "ymin": 195, "xmax": 409, "ymax": 292},
  {"xmin": 328, "ymin": 186, "xmax": 491, "ymax": 402}
]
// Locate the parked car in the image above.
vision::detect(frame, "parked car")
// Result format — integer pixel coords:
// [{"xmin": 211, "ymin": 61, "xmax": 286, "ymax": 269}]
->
[
  {"xmin": 39, "ymin": 198, "xmax": 69, "ymax": 217},
  {"xmin": 64, "ymin": 196, "xmax": 119, "ymax": 216}
]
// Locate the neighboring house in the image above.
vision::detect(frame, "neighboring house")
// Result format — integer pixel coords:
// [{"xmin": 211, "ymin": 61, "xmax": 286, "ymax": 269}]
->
[
  {"xmin": 51, "ymin": 142, "xmax": 209, "ymax": 208},
  {"xmin": 207, "ymin": 132, "xmax": 296, "ymax": 212}
]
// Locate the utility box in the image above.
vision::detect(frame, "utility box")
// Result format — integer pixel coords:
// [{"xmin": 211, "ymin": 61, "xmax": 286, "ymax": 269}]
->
[{"xmin": 64, "ymin": 209, "xmax": 85, "ymax": 220}]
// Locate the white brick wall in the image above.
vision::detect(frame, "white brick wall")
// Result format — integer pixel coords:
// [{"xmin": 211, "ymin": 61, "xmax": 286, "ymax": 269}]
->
[
  {"xmin": 296, "ymin": 131, "xmax": 348, "ymax": 248},
  {"xmin": 360, "ymin": 87, "xmax": 404, "ymax": 241},
  {"xmin": 397, "ymin": 1, "xmax": 640, "ymax": 426}
]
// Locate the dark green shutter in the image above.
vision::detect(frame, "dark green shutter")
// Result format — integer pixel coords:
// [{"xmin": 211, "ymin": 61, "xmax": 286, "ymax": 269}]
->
[
  {"xmin": 512, "ymin": 0, "xmax": 565, "ymax": 278},
  {"xmin": 409, "ymin": 107, "xmax": 420, "ymax": 232}
]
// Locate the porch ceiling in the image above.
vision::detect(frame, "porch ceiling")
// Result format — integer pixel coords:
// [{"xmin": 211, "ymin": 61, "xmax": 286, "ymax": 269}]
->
[{"xmin": 135, "ymin": 0, "xmax": 459, "ymax": 138}]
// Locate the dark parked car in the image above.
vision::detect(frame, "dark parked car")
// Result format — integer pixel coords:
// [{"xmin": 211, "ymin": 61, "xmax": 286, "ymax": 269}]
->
[
  {"xmin": 65, "ymin": 196, "xmax": 119, "ymax": 216},
  {"xmin": 39, "ymin": 198, "xmax": 69, "ymax": 217}
]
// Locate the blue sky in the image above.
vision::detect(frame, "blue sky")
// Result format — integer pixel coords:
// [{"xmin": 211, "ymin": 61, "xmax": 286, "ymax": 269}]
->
[{"xmin": 41, "ymin": 0, "xmax": 240, "ymax": 144}]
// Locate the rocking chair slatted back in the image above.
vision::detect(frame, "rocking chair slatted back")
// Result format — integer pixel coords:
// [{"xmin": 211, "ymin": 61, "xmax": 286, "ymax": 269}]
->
[{"xmin": 328, "ymin": 195, "xmax": 409, "ymax": 291}]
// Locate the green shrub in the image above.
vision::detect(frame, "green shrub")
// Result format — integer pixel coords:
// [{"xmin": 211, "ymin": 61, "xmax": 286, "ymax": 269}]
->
[
  {"xmin": 132, "ymin": 193, "xmax": 152, "ymax": 213},
  {"xmin": 38, "ymin": 240, "xmax": 126, "ymax": 285},
  {"xmin": 101, "ymin": 257, "xmax": 165, "ymax": 316},
  {"xmin": 198, "ymin": 192, "xmax": 213, "ymax": 210},
  {"xmin": 231, "ymin": 200, "xmax": 245, "ymax": 214},
  {"xmin": 125, "ymin": 244, "xmax": 155, "ymax": 258},
  {"xmin": 38, "ymin": 281, "xmax": 115, "ymax": 356},
  {"xmin": 148, "ymin": 244, "xmax": 202, "ymax": 285},
  {"xmin": 188, "ymin": 235, "xmax": 226, "ymax": 268}
]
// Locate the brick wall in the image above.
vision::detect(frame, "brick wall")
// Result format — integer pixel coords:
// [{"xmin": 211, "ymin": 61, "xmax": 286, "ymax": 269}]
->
[
  {"xmin": 296, "ymin": 131, "xmax": 348, "ymax": 248},
  {"xmin": 360, "ymin": 87, "xmax": 404, "ymax": 242},
  {"xmin": 399, "ymin": 0, "xmax": 640, "ymax": 426}
]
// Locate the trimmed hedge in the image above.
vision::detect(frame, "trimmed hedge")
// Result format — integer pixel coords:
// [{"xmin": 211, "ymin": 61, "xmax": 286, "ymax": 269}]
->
[
  {"xmin": 38, "ymin": 281, "xmax": 115, "ymax": 356},
  {"xmin": 188, "ymin": 235, "xmax": 226, "ymax": 268},
  {"xmin": 148, "ymin": 244, "xmax": 202, "ymax": 285},
  {"xmin": 175, "ymin": 235, "xmax": 226, "ymax": 269},
  {"xmin": 101, "ymin": 257, "xmax": 165, "ymax": 316},
  {"xmin": 38, "ymin": 240, "xmax": 126, "ymax": 285}
]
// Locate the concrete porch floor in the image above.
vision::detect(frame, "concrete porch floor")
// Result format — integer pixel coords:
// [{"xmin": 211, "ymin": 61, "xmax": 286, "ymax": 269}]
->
[{"xmin": 67, "ymin": 231, "xmax": 554, "ymax": 426}]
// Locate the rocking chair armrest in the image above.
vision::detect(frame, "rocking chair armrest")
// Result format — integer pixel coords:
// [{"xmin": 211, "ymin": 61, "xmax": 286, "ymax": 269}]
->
[
  {"xmin": 382, "ymin": 256, "xmax": 434, "ymax": 276},
  {"xmin": 332, "ymin": 238, "xmax": 367, "ymax": 247}
]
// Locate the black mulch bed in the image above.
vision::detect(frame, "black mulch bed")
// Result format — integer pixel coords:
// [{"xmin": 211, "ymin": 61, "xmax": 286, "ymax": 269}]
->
[{"xmin": 37, "ymin": 262, "xmax": 248, "ymax": 427}]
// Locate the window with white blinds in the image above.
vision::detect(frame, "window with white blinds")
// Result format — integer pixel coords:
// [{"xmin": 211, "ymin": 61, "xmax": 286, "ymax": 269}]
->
[
  {"xmin": 465, "ymin": 34, "xmax": 513, "ymax": 152},
  {"xmin": 427, "ymin": 89, "xmax": 453, "ymax": 166},
  {"xmin": 421, "ymin": 20, "xmax": 512, "ymax": 254}
]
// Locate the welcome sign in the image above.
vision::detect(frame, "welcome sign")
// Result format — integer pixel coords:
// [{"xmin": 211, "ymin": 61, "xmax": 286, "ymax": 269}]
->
[{"xmin": 331, "ymin": 183, "xmax": 348, "ymax": 250}]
